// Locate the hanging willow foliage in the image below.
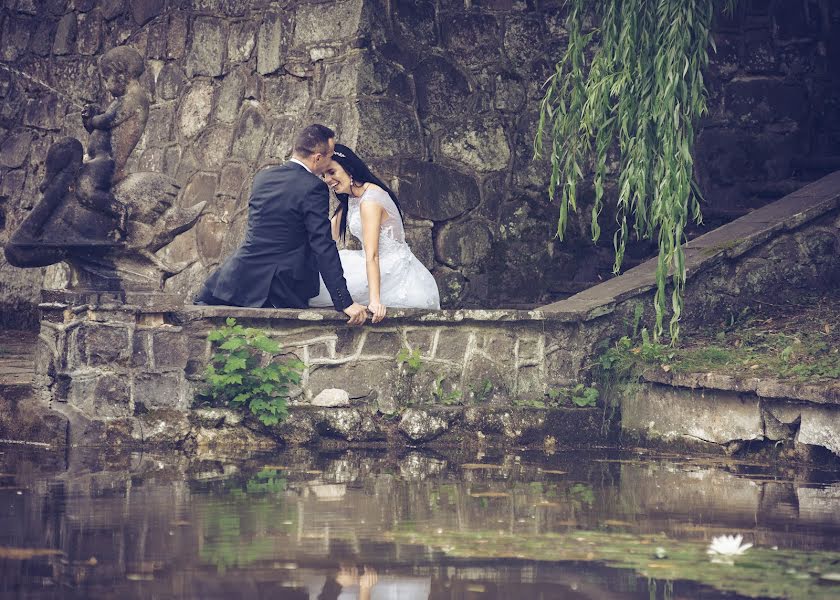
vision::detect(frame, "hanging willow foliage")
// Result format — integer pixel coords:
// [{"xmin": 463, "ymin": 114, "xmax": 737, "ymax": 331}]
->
[{"xmin": 535, "ymin": 0, "xmax": 735, "ymax": 341}]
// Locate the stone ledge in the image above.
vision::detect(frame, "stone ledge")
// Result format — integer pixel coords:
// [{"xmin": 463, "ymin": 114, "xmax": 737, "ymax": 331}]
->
[
  {"xmin": 641, "ymin": 369, "xmax": 840, "ymax": 405},
  {"xmin": 179, "ymin": 305, "xmax": 576, "ymax": 323},
  {"xmin": 540, "ymin": 170, "xmax": 840, "ymax": 318}
]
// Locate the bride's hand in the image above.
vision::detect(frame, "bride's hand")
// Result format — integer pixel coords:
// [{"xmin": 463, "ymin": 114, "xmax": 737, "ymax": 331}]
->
[{"xmin": 368, "ymin": 301, "xmax": 386, "ymax": 323}]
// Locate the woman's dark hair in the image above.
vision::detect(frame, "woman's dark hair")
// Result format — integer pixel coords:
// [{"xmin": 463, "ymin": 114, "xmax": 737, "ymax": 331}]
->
[{"xmin": 331, "ymin": 144, "xmax": 403, "ymax": 241}]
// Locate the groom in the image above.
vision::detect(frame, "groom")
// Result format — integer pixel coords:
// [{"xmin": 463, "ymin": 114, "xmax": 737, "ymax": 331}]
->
[{"xmin": 194, "ymin": 124, "xmax": 368, "ymax": 326}]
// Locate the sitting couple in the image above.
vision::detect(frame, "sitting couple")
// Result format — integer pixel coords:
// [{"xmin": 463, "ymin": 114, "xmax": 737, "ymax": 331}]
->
[{"xmin": 194, "ymin": 124, "xmax": 440, "ymax": 326}]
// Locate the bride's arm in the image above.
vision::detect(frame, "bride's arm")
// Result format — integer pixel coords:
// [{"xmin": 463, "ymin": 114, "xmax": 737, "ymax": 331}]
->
[
  {"xmin": 360, "ymin": 201, "xmax": 386, "ymax": 323},
  {"xmin": 330, "ymin": 208, "xmax": 342, "ymax": 242}
]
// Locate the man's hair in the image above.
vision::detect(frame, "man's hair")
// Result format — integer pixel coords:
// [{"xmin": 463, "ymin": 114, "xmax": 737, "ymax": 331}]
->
[{"xmin": 293, "ymin": 124, "xmax": 335, "ymax": 157}]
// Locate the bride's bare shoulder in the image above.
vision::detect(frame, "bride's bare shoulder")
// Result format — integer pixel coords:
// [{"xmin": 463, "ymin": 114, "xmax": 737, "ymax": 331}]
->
[{"xmin": 363, "ymin": 183, "xmax": 388, "ymax": 197}]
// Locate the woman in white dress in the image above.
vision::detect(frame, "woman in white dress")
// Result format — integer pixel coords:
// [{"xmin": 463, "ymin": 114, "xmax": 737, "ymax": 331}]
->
[{"xmin": 309, "ymin": 144, "xmax": 440, "ymax": 321}]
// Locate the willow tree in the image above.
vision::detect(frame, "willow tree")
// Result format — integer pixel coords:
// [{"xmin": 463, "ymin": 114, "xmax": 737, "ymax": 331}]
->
[{"xmin": 536, "ymin": 0, "xmax": 735, "ymax": 341}]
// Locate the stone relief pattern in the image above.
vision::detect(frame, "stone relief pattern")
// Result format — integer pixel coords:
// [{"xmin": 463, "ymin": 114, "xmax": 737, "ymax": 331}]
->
[{"xmin": 1, "ymin": 0, "xmax": 839, "ymax": 322}]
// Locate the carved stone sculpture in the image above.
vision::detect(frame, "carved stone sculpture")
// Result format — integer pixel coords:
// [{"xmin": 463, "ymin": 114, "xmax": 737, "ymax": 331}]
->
[{"xmin": 4, "ymin": 47, "xmax": 205, "ymax": 292}]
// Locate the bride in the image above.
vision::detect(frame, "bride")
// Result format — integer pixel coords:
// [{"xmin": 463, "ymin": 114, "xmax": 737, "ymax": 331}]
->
[{"xmin": 308, "ymin": 144, "xmax": 440, "ymax": 321}]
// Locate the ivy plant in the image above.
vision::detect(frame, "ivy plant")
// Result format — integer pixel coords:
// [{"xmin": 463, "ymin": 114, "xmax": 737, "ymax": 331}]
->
[
  {"xmin": 203, "ymin": 318, "xmax": 303, "ymax": 426},
  {"xmin": 535, "ymin": 0, "xmax": 736, "ymax": 341}
]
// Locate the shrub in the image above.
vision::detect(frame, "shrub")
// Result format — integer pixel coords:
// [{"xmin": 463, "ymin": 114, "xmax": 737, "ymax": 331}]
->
[{"xmin": 203, "ymin": 318, "xmax": 303, "ymax": 426}]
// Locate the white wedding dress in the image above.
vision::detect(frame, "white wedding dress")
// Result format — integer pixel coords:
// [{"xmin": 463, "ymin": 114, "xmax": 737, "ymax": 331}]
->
[{"xmin": 309, "ymin": 186, "xmax": 440, "ymax": 309}]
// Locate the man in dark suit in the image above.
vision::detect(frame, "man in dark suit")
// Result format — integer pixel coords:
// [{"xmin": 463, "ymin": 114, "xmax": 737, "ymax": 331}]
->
[{"xmin": 194, "ymin": 124, "xmax": 368, "ymax": 326}]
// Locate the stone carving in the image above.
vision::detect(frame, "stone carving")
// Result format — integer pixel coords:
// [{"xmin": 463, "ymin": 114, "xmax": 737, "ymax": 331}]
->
[{"xmin": 4, "ymin": 47, "xmax": 206, "ymax": 291}]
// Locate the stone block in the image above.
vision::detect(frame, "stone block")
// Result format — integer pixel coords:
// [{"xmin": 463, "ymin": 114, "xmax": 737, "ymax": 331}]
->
[
  {"xmin": 434, "ymin": 329, "xmax": 469, "ymax": 362},
  {"xmin": 4, "ymin": 17, "xmax": 34, "ymax": 62},
  {"xmin": 157, "ymin": 63, "xmax": 186, "ymax": 101},
  {"xmin": 181, "ymin": 172, "xmax": 217, "ymax": 212},
  {"xmin": 312, "ymin": 388, "xmax": 351, "ymax": 407},
  {"xmin": 441, "ymin": 13, "xmax": 502, "ymax": 70},
  {"xmin": 462, "ymin": 353, "xmax": 513, "ymax": 400},
  {"xmin": 131, "ymin": 330, "xmax": 150, "ymax": 368},
  {"xmin": 517, "ymin": 336, "xmax": 542, "ymax": 363},
  {"xmin": 435, "ymin": 220, "xmax": 493, "ymax": 267},
  {"xmin": 0, "ymin": 131, "xmax": 33, "ymax": 168},
  {"xmin": 494, "ymin": 72, "xmax": 526, "ymax": 112},
  {"xmin": 271, "ymin": 410, "xmax": 318, "ymax": 445},
  {"xmin": 214, "ymin": 69, "xmax": 247, "ymax": 124},
  {"xmin": 392, "ymin": 0, "xmax": 436, "ymax": 51},
  {"xmin": 185, "ymin": 335, "xmax": 210, "ymax": 377},
  {"xmin": 30, "ymin": 20, "xmax": 55, "ymax": 57},
  {"xmin": 293, "ymin": 0, "xmax": 363, "ymax": 48},
  {"xmin": 78, "ymin": 323, "xmax": 130, "ymax": 367},
  {"xmin": 218, "ymin": 161, "xmax": 249, "ymax": 198},
  {"xmin": 0, "ymin": 169, "xmax": 26, "ymax": 203},
  {"xmin": 397, "ymin": 160, "xmax": 480, "ymax": 221},
  {"xmin": 257, "ymin": 13, "xmax": 292, "ymax": 75},
  {"xmin": 543, "ymin": 345, "xmax": 576, "ymax": 385},
  {"xmin": 167, "ymin": 12, "xmax": 188, "ymax": 60},
  {"xmin": 404, "ymin": 219, "xmax": 435, "ymax": 269},
  {"xmin": 725, "ymin": 79, "xmax": 809, "ymax": 125},
  {"xmin": 263, "ymin": 75, "xmax": 310, "ymax": 117},
  {"xmin": 355, "ymin": 98, "xmax": 423, "ymax": 159},
  {"xmin": 503, "ymin": 16, "xmax": 546, "ymax": 68},
  {"xmin": 53, "ymin": 13, "xmax": 77, "ymax": 55},
  {"xmin": 228, "ymin": 20, "xmax": 257, "ymax": 64},
  {"xmin": 134, "ymin": 408, "xmax": 191, "ymax": 446},
  {"xmin": 399, "ymin": 408, "xmax": 449, "ymax": 442},
  {"xmin": 334, "ymin": 328, "xmax": 365, "ymax": 358},
  {"xmin": 362, "ymin": 330, "xmax": 402, "ymax": 357},
  {"xmin": 69, "ymin": 373, "xmax": 132, "ymax": 419},
  {"xmin": 146, "ymin": 19, "xmax": 168, "ymax": 59},
  {"xmin": 621, "ymin": 385, "xmax": 763, "ymax": 445},
  {"xmin": 194, "ymin": 125, "xmax": 234, "ymax": 171},
  {"xmin": 131, "ymin": 0, "xmax": 165, "ymax": 26},
  {"xmin": 308, "ymin": 360, "xmax": 397, "ymax": 400},
  {"xmin": 440, "ymin": 116, "xmax": 511, "ymax": 173},
  {"xmin": 187, "ymin": 17, "xmax": 226, "ymax": 78},
  {"xmin": 75, "ymin": 10, "xmax": 102, "ymax": 55},
  {"xmin": 102, "ymin": 0, "xmax": 124, "ymax": 20},
  {"xmin": 231, "ymin": 103, "xmax": 268, "ymax": 162},
  {"xmin": 24, "ymin": 96, "xmax": 63, "ymax": 131},
  {"xmin": 177, "ymin": 80, "xmax": 214, "ymax": 140},
  {"xmin": 317, "ymin": 407, "xmax": 370, "ymax": 441},
  {"xmin": 144, "ymin": 104, "xmax": 174, "ymax": 147},
  {"xmin": 133, "ymin": 372, "xmax": 186, "ymax": 410},
  {"xmin": 151, "ymin": 329, "xmax": 189, "ymax": 370},
  {"xmin": 405, "ymin": 329, "xmax": 435, "ymax": 356},
  {"xmin": 414, "ymin": 56, "xmax": 470, "ymax": 118},
  {"xmin": 433, "ymin": 266, "xmax": 467, "ymax": 307}
]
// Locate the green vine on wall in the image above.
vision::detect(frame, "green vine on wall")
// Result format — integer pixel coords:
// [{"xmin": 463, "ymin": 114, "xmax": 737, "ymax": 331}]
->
[{"xmin": 536, "ymin": 0, "xmax": 736, "ymax": 341}]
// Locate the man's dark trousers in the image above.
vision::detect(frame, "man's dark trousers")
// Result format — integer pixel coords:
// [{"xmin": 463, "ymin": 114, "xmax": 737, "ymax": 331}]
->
[{"xmin": 195, "ymin": 162, "xmax": 352, "ymax": 311}]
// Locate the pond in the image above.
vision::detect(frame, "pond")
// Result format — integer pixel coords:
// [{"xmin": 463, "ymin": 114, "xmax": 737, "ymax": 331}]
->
[{"xmin": 2, "ymin": 445, "xmax": 840, "ymax": 599}]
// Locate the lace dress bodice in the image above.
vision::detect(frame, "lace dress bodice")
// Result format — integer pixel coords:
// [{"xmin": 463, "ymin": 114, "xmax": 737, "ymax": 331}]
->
[{"xmin": 346, "ymin": 186, "xmax": 405, "ymax": 249}]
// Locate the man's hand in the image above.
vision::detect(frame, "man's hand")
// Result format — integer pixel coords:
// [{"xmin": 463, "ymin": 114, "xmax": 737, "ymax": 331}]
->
[{"xmin": 343, "ymin": 302, "xmax": 368, "ymax": 326}]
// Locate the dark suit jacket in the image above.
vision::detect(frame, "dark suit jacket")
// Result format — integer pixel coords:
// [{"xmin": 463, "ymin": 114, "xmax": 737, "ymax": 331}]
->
[{"xmin": 205, "ymin": 162, "xmax": 353, "ymax": 311}]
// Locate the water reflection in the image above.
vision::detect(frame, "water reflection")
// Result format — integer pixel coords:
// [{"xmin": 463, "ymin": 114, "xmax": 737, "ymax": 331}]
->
[{"xmin": 1, "ymin": 446, "xmax": 840, "ymax": 599}]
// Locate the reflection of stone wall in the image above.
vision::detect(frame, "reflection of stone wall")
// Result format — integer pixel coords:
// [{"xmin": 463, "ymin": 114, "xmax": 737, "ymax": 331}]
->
[{"xmin": 1, "ymin": 1, "xmax": 838, "ymax": 321}]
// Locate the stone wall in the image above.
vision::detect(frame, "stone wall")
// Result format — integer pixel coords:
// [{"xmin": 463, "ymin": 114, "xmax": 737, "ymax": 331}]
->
[
  {"xmin": 30, "ymin": 291, "xmax": 606, "ymax": 449},
  {"xmin": 2, "ymin": 0, "xmax": 839, "ymax": 323}
]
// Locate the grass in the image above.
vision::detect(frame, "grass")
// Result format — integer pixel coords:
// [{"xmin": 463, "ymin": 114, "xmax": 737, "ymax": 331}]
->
[{"xmin": 601, "ymin": 292, "xmax": 840, "ymax": 384}]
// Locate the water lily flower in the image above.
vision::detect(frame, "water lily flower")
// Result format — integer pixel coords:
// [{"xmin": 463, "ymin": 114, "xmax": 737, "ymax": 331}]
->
[{"xmin": 707, "ymin": 534, "xmax": 753, "ymax": 557}]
